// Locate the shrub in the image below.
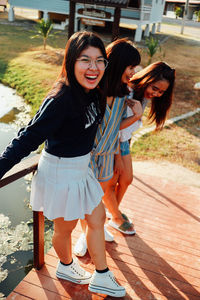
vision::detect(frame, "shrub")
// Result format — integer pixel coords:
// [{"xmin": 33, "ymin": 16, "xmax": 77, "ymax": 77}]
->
[{"xmin": 175, "ymin": 7, "xmax": 182, "ymax": 19}]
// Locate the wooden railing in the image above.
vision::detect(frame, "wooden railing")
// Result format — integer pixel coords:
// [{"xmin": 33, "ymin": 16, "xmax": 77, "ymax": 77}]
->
[{"xmin": 0, "ymin": 154, "xmax": 45, "ymax": 270}]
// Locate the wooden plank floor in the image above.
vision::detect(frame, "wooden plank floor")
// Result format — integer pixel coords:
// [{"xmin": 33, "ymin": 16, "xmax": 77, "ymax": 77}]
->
[{"xmin": 7, "ymin": 170, "xmax": 200, "ymax": 300}]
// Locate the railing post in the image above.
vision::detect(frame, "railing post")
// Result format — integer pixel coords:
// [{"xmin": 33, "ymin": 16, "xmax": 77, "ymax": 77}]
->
[
  {"xmin": 68, "ymin": 0, "xmax": 75, "ymax": 39},
  {"xmin": 33, "ymin": 211, "xmax": 44, "ymax": 270},
  {"xmin": 112, "ymin": 7, "xmax": 121, "ymax": 41},
  {"xmin": 0, "ymin": 156, "xmax": 44, "ymax": 269}
]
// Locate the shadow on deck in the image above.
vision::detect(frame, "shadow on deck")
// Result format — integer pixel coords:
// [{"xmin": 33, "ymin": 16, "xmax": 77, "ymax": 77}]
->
[{"xmin": 6, "ymin": 167, "xmax": 200, "ymax": 299}]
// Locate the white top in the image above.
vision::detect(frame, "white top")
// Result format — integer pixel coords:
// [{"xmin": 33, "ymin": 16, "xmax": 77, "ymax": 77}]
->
[{"xmin": 119, "ymin": 92, "xmax": 148, "ymax": 142}]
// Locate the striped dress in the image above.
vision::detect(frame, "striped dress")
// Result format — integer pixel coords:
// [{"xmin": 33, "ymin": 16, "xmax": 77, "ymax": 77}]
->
[{"xmin": 90, "ymin": 96, "xmax": 127, "ymax": 182}]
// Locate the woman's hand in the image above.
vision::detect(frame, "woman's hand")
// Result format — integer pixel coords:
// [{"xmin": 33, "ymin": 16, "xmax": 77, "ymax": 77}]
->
[
  {"xmin": 114, "ymin": 154, "xmax": 124, "ymax": 175},
  {"xmin": 126, "ymin": 99, "xmax": 143, "ymax": 119},
  {"xmin": 120, "ymin": 99, "xmax": 143, "ymax": 130}
]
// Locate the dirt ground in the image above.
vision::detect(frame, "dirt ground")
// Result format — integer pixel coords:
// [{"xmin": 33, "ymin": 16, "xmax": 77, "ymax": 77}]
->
[{"xmin": 133, "ymin": 160, "xmax": 200, "ymax": 188}]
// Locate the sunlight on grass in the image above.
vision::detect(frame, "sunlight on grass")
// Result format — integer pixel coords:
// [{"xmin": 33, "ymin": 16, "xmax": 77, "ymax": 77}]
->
[
  {"xmin": 0, "ymin": 23, "xmax": 66, "ymax": 114},
  {"xmin": 1, "ymin": 47, "xmax": 63, "ymax": 114},
  {"xmin": 131, "ymin": 122, "xmax": 200, "ymax": 172}
]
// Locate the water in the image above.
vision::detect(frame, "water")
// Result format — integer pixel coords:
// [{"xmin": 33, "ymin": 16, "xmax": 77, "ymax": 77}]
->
[{"xmin": 0, "ymin": 84, "xmax": 34, "ymax": 298}]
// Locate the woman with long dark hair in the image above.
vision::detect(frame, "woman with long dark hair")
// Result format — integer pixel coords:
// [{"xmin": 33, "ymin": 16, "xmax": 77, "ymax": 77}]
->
[
  {"xmin": 107, "ymin": 61, "xmax": 176, "ymax": 233},
  {"xmin": 74, "ymin": 38, "xmax": 143, "ymax": 255},
  {"xmin": 0, "ymin": 31, "xmax": 126, "ymax": 297}
]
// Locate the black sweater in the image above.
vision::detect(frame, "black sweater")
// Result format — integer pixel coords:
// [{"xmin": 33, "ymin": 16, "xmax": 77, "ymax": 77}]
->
[{"xmin": 0, "ymin": 85, "xmax": 101, "ymax": 179}]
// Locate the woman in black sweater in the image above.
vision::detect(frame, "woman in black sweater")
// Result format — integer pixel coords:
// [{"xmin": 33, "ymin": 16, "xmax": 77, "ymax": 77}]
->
[{"xmin": 0, "ymin": 31, "xmax": 126, "ymax": 297}]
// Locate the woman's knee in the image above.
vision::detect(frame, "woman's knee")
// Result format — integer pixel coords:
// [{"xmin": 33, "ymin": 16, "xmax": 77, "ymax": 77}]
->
[
  {"xmin": 120, "ymin": 154, "xmax": 133, "ymax": 186},
  {"xmin": 86, "ymin": 202, "xmax": 106, "ymax": 230},
  {"xmin": 105, "ymin": 174, "xmax": 119, "ymax": 194},
  {"xmin": 53, "ymin": 218, "xmax": 77, "ymax": 236},
  {"xmin": 126, "ymin": 172, "xmax": 134, "ymax": 185},
  {"xmin": 119, "ymin": 172, "xmax": 133, "ymax": 187},
  {"xmin": 100, "ymin": 174, "xmax": 118, "ymax": 194}
]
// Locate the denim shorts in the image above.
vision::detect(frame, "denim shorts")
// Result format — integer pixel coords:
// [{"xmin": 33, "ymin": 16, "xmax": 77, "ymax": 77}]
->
[{"xmin": 120, "ymin": 140, "xmax": 130, "ymax": 156}]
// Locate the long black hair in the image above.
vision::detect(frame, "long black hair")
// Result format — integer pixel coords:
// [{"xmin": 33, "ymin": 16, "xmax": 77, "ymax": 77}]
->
[
  {"xmin": 106, "ymin": 38, "xmax": 141, "ymax": 97},
  {"xmin": 130, "ymin": 61, "xmax": 175, "ymax": 129},
  {"xmin": 48, "ymin": 31, "xmax": 107, "ymax": 119}
]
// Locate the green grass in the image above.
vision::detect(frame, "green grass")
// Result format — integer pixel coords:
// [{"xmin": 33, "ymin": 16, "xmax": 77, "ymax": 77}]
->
[
  {"xmin": 1, "ymin": 61, "xmax": 48, "ymax": 114},
  {"xmin": 0, "ymin": 24, "xmax": 66, "ymax": 115},
  {"xmin": 131, "ymin": 118, "xmax": 200, "ymax": 173}
]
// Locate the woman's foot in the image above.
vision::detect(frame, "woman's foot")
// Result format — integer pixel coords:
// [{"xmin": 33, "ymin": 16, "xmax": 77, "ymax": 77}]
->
[
  {"xmin": 105, "ymin": 208, "xmax": 112, "ymax": 219},
  {"xmin": 108, "ymin": 218, "xmax": 136, "ymax": 235},
  {"xmin": 88, "ymin": 270, "xmax": 126, "ymax": 297},
  {"xmin": 121, "ymin": 212, "xmax": 133, "ymax": 225},
  {"xmin": 104, "ymin": 224, "xmax": 114, "ymax": 242},
  {"xmin": 56, "ymin": 257, "xmax": 92, "ymax": 284},
  {"xmin": 74, "ymin": 233, "xmax": 87, "ymax": 257},
  {"xmin": 74, "ymin": 226, "xmax": 114, "ymax": 257},
  {"xmin": 106, "ymin": 209, "xmax": 133, "ymax": 224}
]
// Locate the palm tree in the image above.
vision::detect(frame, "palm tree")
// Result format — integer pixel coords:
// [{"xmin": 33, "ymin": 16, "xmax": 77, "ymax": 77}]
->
[
  {"xmin": 31, "ymin": 19, "xmax": 53, "ymax": 50},
  {"xmin": 145, "ymin": 35, "xmax": 161, "ymax": 65}
]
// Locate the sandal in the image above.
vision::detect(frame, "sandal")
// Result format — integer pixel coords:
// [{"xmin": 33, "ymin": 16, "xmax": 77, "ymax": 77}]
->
[
  {"xmin": 108, "ymin": 220, "xmax": 136, "ymax": 235},
  {"xmin": 121, "ymin": 212, "xmax": 133, "ymax": 225},
  {"xmin": 106, "ymin": 209, "xmax": 133, "ymax": 224}
]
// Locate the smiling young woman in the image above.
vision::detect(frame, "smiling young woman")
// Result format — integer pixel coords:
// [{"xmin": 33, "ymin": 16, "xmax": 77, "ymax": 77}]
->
[
  {"xmin": 108, "ymin": 61, "xmax": 176, "ymax": 234},
  {"xmin": 74, "ymin": 38, "xmax": 143, "ymax": 254},
  {"xmin": 0, "ymin": 31, "xmax": 126, "ymax": 297}
]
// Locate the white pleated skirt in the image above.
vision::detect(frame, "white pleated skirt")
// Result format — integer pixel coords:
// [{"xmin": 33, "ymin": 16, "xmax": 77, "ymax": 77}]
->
[{"xmin": 30, "ymin": 150, "xmax": 104, "ymax": 221}]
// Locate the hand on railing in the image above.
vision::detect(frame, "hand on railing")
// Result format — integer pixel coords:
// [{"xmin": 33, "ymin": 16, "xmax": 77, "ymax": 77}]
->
[{"xmin": 0, "ymin": 154, "xmax": 40, "ymax": 188}]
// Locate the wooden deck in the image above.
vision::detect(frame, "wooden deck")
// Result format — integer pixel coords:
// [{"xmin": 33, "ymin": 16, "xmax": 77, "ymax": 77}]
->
[{"xmin": 7, "ymin": 170, "xmax": 200, "ymax": 300}]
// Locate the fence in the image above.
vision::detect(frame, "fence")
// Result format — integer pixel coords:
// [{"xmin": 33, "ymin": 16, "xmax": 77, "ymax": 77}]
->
[{"xmin": 0, "ymin": 154, "xmax": 45, "ymax": 270}]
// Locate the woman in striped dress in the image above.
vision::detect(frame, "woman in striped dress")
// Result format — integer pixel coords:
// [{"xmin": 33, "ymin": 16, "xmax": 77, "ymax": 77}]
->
[
  {"xmin": 90, "ymin": 94, "xmax": 126, "ymax": 182},
  {"xmin": 74, "ymin": 38, "xmax": 143, "ymax": 257}
]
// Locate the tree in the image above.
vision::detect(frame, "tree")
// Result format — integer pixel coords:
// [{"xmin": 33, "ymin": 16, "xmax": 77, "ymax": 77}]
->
[
  {"xmin": 145, "ymin": 35, "xmax": 162, "ymax": 65},
  {"xmin": 31, "ymin": 19, "xmax": 54, "ymax": 50},
  {"xmin": 194, "ymin": 10, "xmax": 200, "ymax": 22},
  {"xmin": 175, "ymin": 7, "xmax": 182, "ymax": 19}
]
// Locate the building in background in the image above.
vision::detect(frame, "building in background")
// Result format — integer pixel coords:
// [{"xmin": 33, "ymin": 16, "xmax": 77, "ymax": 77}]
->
[
  {"xmin": 8, "ymin": 0, "xmax": 166, "ymax": 42},
  {"xmin": 164, "ymin": 0, "xmax": 200, "ymax": 20}
]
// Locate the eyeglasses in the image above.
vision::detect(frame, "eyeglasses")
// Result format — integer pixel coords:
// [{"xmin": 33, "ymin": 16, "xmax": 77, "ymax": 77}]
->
[{"xmin": 76, "ymin": 57, "xmax": 108, "ymax": 70}]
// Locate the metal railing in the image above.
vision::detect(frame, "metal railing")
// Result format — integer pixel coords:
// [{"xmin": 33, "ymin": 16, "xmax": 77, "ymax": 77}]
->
[{"xmin": 0, "ymin": 154, "xmax": 45, "ymax": 270}]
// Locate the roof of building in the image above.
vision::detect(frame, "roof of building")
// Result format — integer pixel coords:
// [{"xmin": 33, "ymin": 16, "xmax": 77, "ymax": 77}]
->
[
  {"xmin": 166, "ymin": 0, "xmax": 200, "ymax": 3},
  {"xmin": 71, "ymin": 0, "xmax": 130, "ymax": 8}
]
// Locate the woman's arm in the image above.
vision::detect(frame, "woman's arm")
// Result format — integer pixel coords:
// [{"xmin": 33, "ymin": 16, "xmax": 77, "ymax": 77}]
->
[
  {"xmin": 120, "ymin": 99, "xmax": 142, "ymax": 130},
  {"xmin": 0, "ymin": 96, "xmax": 67, "ymax": 179}
]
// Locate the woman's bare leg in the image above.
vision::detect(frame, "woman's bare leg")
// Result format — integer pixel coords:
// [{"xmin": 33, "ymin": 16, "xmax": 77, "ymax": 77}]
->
[
  {"xmin": 102, "ymin": 164, "xmax": 134, "ymax": 232},
  {"xmin": 85, "ymin": 201, "xmax": 107, "ymax": 270},
  {"xmin": 101, "ymin": 176, "xmax": 124, "ymax": 225},
  {"xmin": 52, "ymin": 218, "xmax": 78, "ymax": 263},
  {"xmin": 115, "ymin": 153, "xmax": 133, "ymax": 206}
]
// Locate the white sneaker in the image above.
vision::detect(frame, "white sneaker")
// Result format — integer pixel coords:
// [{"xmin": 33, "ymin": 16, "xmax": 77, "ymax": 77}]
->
[
  {"xmin": 104, "ymin": 225, "xmax": 114, "ymax": 242},
  {"xmin": 88, "ymin": 270, "xmax": 126, "ymax": 297},
  {"xmin": 74, "ymin": 233, "xmax": 87, "ymax": 257},
  {"xmin": 105, "ymin": 209, "xmax": 112, "ymax": 219},
  {"xmin": 74, "ymin": 226, "xmax": 114, "ymax": 257},
  {"xmin": 56, "ymin": 258, "xmax": 92, "ymax": 284}
]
